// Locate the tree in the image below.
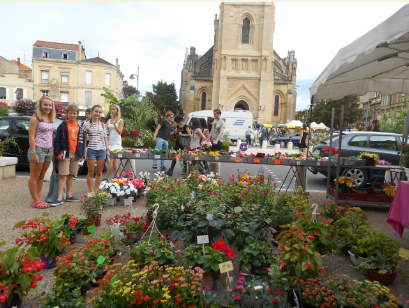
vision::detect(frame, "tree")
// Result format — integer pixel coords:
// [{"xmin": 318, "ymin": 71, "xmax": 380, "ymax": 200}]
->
[
  {"xmin": 310, "ymin": 95, "xmax": 363, "ymax": 128},
  {"xmin": 10, "ymin": 98, "xmax": 37, "ymax": 116},
  {"xmin": 123, "ymin": 80, "xmax": 140, "ymax": 98},
  {"xmin": 295, "ymin": 109, "xmax": 309, "ymax": 123},
  {"xmin": 146, "ymin": 80, "xmax": 182, "ymax": 115}
]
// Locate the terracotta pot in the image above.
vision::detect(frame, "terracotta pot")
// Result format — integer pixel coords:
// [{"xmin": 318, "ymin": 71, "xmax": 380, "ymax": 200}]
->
[
  {"xmin": 201, "ymin": 270, "xmax": 220, "ymax": 290},
  {"xmin": 0, "ymin": 292, "xmax": 22, "ymax": 308},
  {"xmin": 70, "ymin": 236, "xmax": 77, "ymax": 245},
  {"xmin": 109, "ymin": 250, "xmax": 119, "ymax": 265},
  {"xmin": 95, "ymin": 216, "xmax": 102, "ymax": 227},
  {"xmin": 82, "ymin": 221, "xmax": 96, "ymax": 235},
  {"xmin": 366, "ymin": 269, "xmax": 398, "ymax": 285}
]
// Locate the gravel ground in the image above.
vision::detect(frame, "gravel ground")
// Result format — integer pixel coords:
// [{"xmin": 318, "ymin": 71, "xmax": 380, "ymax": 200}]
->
[{"xmin": 0, "ymin": 177, "xmax": 408, "ymax": 307}]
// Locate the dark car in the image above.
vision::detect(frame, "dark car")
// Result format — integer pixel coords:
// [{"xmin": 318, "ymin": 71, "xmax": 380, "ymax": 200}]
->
[
  {"xmin": 0, "ymin": 116, "xmax": 89, "ymax": 174},
  {"xmin": 311, "ymin": 131, "xmax": 403, "ymax": 187},
  {"xmin": 269, "ymin": 132, "xmax": 301, "ymax": 147}
]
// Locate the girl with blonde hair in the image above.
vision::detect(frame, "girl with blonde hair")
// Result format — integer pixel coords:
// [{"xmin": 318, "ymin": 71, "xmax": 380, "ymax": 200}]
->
[
  {"xmin": 27, "ymin": 96, "xmax": 56, "ymax": 208},
  {"xmin": 82, "ymin": 105, "xmax": 110, "ymax": 192},
  {"xmin": 104, "ymin": 104, "xmax": 123, "ymax": 181}
]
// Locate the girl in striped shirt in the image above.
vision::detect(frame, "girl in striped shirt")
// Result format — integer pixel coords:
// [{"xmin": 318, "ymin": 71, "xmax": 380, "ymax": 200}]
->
[{"xmin": 83, "ymin": 105, "xmax": 110, "ymax": 192}]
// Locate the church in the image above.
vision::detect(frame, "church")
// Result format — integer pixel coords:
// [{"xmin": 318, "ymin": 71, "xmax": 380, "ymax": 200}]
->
[{"xmin": 180, "ymin": 2, "xmax": 297, "ymax": 125}]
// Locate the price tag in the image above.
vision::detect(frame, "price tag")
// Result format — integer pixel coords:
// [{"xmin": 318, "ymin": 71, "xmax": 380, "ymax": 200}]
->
[
  {"xmin": 197, "ymin": 235, "xmax": 209, "ymax": 244},
  {"xmin": 195, "ymin": 157, "xmax": 199, "ymax": 160},
  {"xmin": 87, "ymin": 192, "xmax": 95, "ymax": 198},
  {"xmin": 234, "ymin": 207, "xmax": 242, "ymax": 213},
  {"xmin": 196, "ymin": 201, "xmax": 203, "ymax": 207},
  {"xmin": 215, "ymin": 156, "xmax": 219, "ymax": 161},
  {"xmin": 136, "ymin": 153, "xmax": 140, "ymax": 158},
  {"xmin": 111, "ymin": 275, "xmax": 118, "ymax": 283},
  {"xmin": 94, "ymin": 255, "xmax": 106, "ymax": 272},
  {"xmin": 118, "ymin": 154, "xmax": 122, "ymax": 158},
  {"xmin": 207, "ymin": 213, "xmax": 213, "ymax": 221},
  {"xmin": 399, "ymin": 248, "xmax": 409, "ymax": 259},
  {"xmin": 155, "ymin": 155, "xmax": 160, "ymax": 159},
  {"xmin": 317, "ymin": 162, "xmax": 320, "ymax": 166},
  {"xmin": 219, "ymin": 261, "xmax": 233, "ymax": 273},
  {"xmin": 297, "ymin": 161, "xmax": 301, "ymax": 165},
  {"xmin": 87, "ymin": 225, "xmax": 96, "ymax": 238}
]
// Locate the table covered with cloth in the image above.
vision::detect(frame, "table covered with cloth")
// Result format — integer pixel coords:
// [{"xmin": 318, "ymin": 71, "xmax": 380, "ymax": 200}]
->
[{"xmin": 387, "ymin": 181, "xmax": 409, "ymax": 235}]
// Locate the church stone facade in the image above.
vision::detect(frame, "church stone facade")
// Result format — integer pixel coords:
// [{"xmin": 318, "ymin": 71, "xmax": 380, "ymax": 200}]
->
[{"xmin": 180, "ymin": 2, "xmax": 297, "ymax": 125}]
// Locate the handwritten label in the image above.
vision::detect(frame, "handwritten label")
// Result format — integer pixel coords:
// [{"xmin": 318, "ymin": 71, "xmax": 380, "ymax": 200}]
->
[
  {"xmin": 154, "ymin": 155, "xmax": 160, "ymax": 159},
  {"xmin": 275, "ymin": 160, "xmax": 281, "ymax": 165},
  {"xmin": 219, "ymin": 261, "xmax": 233, "ymax": 273},
  {"xmin": 87, "ymin": 192, "xmax": 95, "ymax": 198},
  {"xmin": 215, "ymin": 157, "xmax": 219, "ymax": 160},
  {"xmin": 118, "ymin": 154, "xmax": 122, "ymax": 158},
  {"xmin": 234, "ymin": 207, "xmax": 242, "ymax": 213},
  {"xmin": 196, "ymin": 201, "xmax": 203, "ymax": 207},
  {"xmin": 399, "ymin": 248, "xmax": 409, "ymax": 259},
  {"xmin": 317, "ymin": 162, "xmax": 320, "ymax": 166},
  {"xmin": 297, "ymin": 161, "xmax": 301, "ymax": 165},
  {"xmin": 254, "ymin": 158, "xmax": 260, "ymax": 163},
  {"xmin": 234, "ymin": 158, "xmax": 241, "ymax": 163},
  {"xmin": 87, "ymin": 225, "xmax": 96, "ymax": 238},
  {"xmin": 207, "ymin": 213, "xmax": 213, "ymax": 221},
  {"xmin": 195, "ymin": 157, "xmax": 199, "ymax": 160},
  {"xmin": 136, "ymin": 153, "xmax": 140, "ymax": 158},
  {"xmin": 197, "ymin": 235, "xmax": 209, "ymax": 244}
]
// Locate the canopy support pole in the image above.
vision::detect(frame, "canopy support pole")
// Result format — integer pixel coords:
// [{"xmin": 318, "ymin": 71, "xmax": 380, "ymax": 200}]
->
[
  {"xmin": 334, "ymin": 105, "xmax": 345, "ymax": 201},
  {"xmin": 326, "ymin": 108, "xmax": 335, "ymax": 199}
]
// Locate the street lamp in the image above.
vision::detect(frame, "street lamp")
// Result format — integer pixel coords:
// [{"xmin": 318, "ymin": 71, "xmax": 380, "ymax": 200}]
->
[{"xmin": 129, "ymin": 67, "xmax": 139, "ymax": 92}]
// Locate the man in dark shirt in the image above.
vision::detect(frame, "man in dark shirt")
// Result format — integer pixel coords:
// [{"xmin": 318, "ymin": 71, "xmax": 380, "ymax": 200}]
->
[
  {"xmin": 208, "ymin": 117, "xmax": 214, "ymax": 133},
  {"xmin": 152, "ymin": 111, "xmax": 175, "ymax": 171}
]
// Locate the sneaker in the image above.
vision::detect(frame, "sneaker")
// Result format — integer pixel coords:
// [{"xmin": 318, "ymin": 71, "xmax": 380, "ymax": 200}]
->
[
  {"xmin": 152, "ymin": 165, "xmax": 157, "ymax": 169},
  {"xmin": 165, "ymin": 169, "xmax": 173, "ymax": 176},
  {"xmin": 160, "ymin": 167, "xmax": 167, "ymax": 171},
  {"xmin": 102, "ymin": 178, "xmax": 108, "ymax": 182},
  {"xmin": 65, "ymin": 196, "xmax": 80, "ymax": 202},
  {"xmin": 50, "ymin": 200, "xmax": 64, "ymax": 207},
  {"xmin": 73, "ymin": 175, "xmax": 77, "ymax": 180}
]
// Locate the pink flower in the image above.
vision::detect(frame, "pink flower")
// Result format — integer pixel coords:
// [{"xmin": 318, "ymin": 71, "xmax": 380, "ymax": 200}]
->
[
  {"xmin": 234, "ymin": 295, "xmax": 242, "ymax": 300},
  {"xmin": 280, "ymin": 263, "xmax": 285, "ymax": 269},
  {"xmin": 238, "ymin": 194, "xmax": 243, "ymax": 198},
  {"xmin": 272, "ymin": 298, "xmax": 279, "ymax": 304},
  {"xmin": 305, "ymin": 262, "xmax": 312, "ymax": 269},
  {"xmin": 235, "ymin": 285, "xmax": 244, "ymax": 291},
  {"xmin": 307, "ymin": 236, "xmax": 315, "ymax": 240},
  {"xmin": 277, "ymin": 290, "xmax": 284, "ymax": 296},
  {"xmin": 205, "ymin": 286, "xmax": 210, "ymax": 291},
  {"xmin": 263, "ymin": 190, "xmax": 267, "ymax": 195},
  {"xmin": 229, "ymin": 289, "xmax": 233, "ymax": 293},
  {"xmin": 256, "ymin": 187, "xmax": 259, "ymax": 191}
]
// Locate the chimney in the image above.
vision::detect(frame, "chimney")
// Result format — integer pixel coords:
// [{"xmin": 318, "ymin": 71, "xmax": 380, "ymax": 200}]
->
[
  {"xmin": 116, "ymin": 58, "xmax": 119, "ymax": 67},
  {"xmin": 78, "ymin": 41, "xmax": 82, "ymax": 61},
  {"xmin": 17, "ymin": 58, "xmax": 20, "ymax": 70}
]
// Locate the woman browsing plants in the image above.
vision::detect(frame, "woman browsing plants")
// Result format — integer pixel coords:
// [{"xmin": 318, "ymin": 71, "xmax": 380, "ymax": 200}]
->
[{"xmin": 105, "ymin": 104, "xmax": 124, "ymax": 181}]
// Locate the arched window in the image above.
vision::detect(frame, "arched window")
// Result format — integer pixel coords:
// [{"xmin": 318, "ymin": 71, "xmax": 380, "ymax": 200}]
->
[
  {"xmin": 201, "ymin": 92, "xmax": 207, "ymax": 110},
  {"xmin": 242, "ymin": 18, "xmax": 250, "ymax": 44},
  {"xmin": 274, "ymin": 95, "xmax": 279, "ymax": 116}
]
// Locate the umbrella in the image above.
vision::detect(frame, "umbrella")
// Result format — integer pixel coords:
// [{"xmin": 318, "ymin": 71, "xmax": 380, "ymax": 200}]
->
[
  {"xmin": 273, "ymin": 125, "xmax": 278, "ymax": 128},
  {"xmin": 259, "ymin": 124, "xmax": 264, "ymax": 127},
  {"xmin": 310, "ymin": 4, "xmax": 409, "ymax": 103},
  {"xmin": 286, "ymin": 125, "xmax": 296, "ymax": 128},
  {"xmin": 310, "ymin": 122, "xmax": 320, "ymax": 129},
  {"xmin": 278, "ymin": 124, "xmax": 287, "ymax": 128},
  {"xmin": 263, "ymin": 124, "xmax": 273, "ymax": 128},
  {"xmin": 295, "ymin": 126, "xmax": 302, "ymax": 128}
]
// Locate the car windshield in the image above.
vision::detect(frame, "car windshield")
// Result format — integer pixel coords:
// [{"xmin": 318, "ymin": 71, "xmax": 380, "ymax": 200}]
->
[{"xmin": 320, "ymin": 134, "xmax": 340, "ymax": 144}]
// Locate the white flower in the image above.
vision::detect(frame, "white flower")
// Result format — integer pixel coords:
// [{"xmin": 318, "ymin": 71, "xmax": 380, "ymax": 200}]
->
[
  {"xmin": 254, "ymin": 286, "xmax": 263, "ymax": 291},
  {"xmin": 117, "ymin": 191, "xmax": 125, "ymax": 196},
  {"xmin": 125, "ymin": 189, "xmax": 131, "ymax": 195}
]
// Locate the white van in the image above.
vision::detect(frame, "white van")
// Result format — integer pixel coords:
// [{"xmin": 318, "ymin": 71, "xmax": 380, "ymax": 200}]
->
[{"xmin": 185, "ymin": 110, "xmax": 254, "ymax": 144}]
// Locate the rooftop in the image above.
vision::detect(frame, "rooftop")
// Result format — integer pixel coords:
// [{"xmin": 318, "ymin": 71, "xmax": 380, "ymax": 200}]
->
[
  {"xmin": 10, "ymin": 60, "xmax": 31, "ymax": 71},
  {"xmin": 78, "ymin": 57, "xmax": 115, "ymax": 67},
  {"xmin": 33, "ymin": 40, "xmax": 79, "ymax": 51}
]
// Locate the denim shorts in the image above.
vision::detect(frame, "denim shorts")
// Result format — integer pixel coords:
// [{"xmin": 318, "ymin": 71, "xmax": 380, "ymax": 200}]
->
[
  {"xmin": 87, "ymin": 148, "xmax": 106, "ymax": 160},
  {"xmin": 27, "ymin": 146, "xmax": 53, "ymax": 163}
]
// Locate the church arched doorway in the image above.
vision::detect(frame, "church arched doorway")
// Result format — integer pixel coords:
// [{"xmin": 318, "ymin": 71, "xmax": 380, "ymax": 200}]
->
[{"xmin": 234, "ymin": 100, "xmax": 249, "ymax": 110}]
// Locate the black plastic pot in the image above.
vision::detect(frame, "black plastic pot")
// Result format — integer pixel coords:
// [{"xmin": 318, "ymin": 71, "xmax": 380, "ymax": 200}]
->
[{"xmin": 340, "ymin": 246, "xmax": 351, "ymax": 256}]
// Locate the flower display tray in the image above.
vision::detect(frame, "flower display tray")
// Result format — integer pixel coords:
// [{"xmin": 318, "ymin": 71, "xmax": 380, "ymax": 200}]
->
[
  {"xmin": 226, "ymin": 156, "xmax": 249, "ymax": 163},
  {"xmin": 133, "ymin": 152, "xmax": 150, "ymax": 159},
  {"xmin": 350, "ymin": 187, "xmax": 390, "ymax": 202},
  {"xmin": 289, "ymin": 160, "xmax": 306, "ymax": 166},
  {"xmin": 150, "ymin": 153, "xmax": 169, "ymax": 160},
  {"xmin": 189, "ymin": 155, "xmax": 208, "ymax": 161},
  {"xmin": 366, "ymin": 269, "xmax": 397, "ymax": 285},
  {"xmin": 207, "ymin": 155, "xmax": 227, "ymax": 162},
  {"xmin": 341, "ymin": 158, "xmax": 365, "ymax": 167},
  {"xmin": 247, "ymin": 157, "xmax": 268, "ymax": 164},
  {"xmin": 329, "ymin": 186, "xmax": 365, "ymax": 201}
]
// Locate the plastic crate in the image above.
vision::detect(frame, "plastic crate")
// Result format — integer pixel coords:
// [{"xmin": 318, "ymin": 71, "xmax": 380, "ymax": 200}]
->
[
  {"xmin": 247, "ymin": 157, "xmax": 268, "ymax": 164},
  {"xmin": 122, "ymin": 152, "xmax": 134, "ymax": 159},
  {"xmin": 110, "ymin": 152, "xmax": 125, "ymax": 159},
  {"xmin": 329, "ymin": 185, "xmax": 365, "ymax": 201}
]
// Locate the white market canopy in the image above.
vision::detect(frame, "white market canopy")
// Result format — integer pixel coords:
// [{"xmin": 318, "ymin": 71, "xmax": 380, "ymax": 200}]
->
[
  {"xmin": 286, "ymin": 120, "xmax": 303, "ymax": 127},
  {"xmin": 317, "ymin": 122, "xmax": 329, "ymax": 130},
  {"xmin": 310, "ymin": 4, "xmax": 409, "ymax": 103},
  {"xmin": 310, "ymin": 122, "xmax": 320, "ymax": 129}
]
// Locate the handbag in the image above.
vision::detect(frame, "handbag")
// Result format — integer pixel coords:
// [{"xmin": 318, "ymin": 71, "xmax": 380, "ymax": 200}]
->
[
  {"xmin": 45, "ymin": 159, "xmax": 66, "ymax": 202},
  {"xmin": 178, "ymin": 134, "xmax": 191, "ymax": 147}
]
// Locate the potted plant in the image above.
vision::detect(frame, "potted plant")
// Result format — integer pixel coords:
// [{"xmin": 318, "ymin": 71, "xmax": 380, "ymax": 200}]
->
[
  {"xmin": 54, "ymin": 213, "xmax": 84, "ymax": 244},
  {"xmin": 183, "ymin": 244, "xmax": 205, "ymax": 269},
  {"xmin": 0, "ymin": 243, "xmax": 44, "ymax": 308},
  {"xmin": 14, "ymin": 212, "xmax": 69, "ymax": 268},
  {"xmin": 41, "ymin": 284, "xmax": 84, "ymax": 308},
  {"xmin": 358, "ymin": 152, "xmax": 380, "ymax": 166},
  {"xmin": 105, "ymin": 213, "xmax": 150, "ymax": 243},
  {"xmin": 239, "ymin": 238, "xmax": 274, "ymax": 275},
  {"xmin": 82, "ymin": 238, "xmax": 113, "ymax": 279},
  {"xmin": 293, "ymin": 277, "xmax": 337, "ymax": 308},
  {"xmin": 54, "ymin": 248, "xmax": 96, "ymax": 292},
  {"xmin": 80, "ymin": 191, "xmax": 109, "ymax": 228},
  {"xmin": 332, "ymin": 176, "xmax": 355, "ymax": 193},
  {"xmin": 358, "ymin": 232, "xmax": 402, "ymax": 285},
  {"xmin": 130, "ymin": 235, "xmax": 181, "ymax": 268}
]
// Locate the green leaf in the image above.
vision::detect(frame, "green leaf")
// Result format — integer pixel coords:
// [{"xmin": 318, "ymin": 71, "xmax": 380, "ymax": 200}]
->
[
  {"xmin": 17, "ymin": 274, "xmax": 30, "ymax": 290},
  {"xmin": 42, "ymin": 211, "xmax": 50, "ymax": 217},
  {"xmin": 28, "ymin": 247, "xmax": 40, "ymax": 259},
  {"xmin": 0, "ymin": 241, "xmax": 6, "ymax": 247},
  {"xmin": 14, "ymin": 220, "xmax": 27, "ymax": 228},
  {"xmin": 171, "ymin": 230, "xmax": 183, "ymax": 241},
  {"xmin": 295, "ymin": 263, "xmax": 302, "ymax": 277},
  {"xmin": 197, "ymin": 220, "xmax": 207, "ymax": 228},
  {"xmin": 314, "ymin": 251, "xmax": 323, "ymax": 261}
]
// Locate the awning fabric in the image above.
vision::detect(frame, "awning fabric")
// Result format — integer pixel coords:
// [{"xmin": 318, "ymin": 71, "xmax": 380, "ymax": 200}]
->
[{"xmin": 310, "ymin": 4, "xmax": 409, "ymax": 103}]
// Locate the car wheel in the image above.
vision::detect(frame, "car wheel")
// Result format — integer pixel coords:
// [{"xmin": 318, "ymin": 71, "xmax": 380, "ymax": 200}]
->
[
  {"xmin": 341, "ymin": 168, "xmax": 368, "ymax": 188},
  {"xmin": 279, "ymin": 141, "xmax": 286, "ymax": 148}
]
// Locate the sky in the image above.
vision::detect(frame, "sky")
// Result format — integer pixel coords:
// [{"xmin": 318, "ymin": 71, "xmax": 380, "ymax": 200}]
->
[{"xmin": 0, "ymin": 1, "xmax": 407, "ymax": 111}]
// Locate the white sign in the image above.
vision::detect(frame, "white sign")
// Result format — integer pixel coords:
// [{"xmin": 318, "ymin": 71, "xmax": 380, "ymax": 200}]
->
[
  {"xmin": 118, "ymin": 154, "xmax": 122, "ymax": 158},
  {"xmin": 195, "ymin": 157, "xmax": 199, "ymax": 160},
  {"xmin": 317, "ymin": 162, "xmax": 320, "ymax": 166},
  {"xmin": 190, "ymin": 191, "xmax": 195, "ymax": 201},
  {"xmin": 154, "ymin": 155, "xmax": 160, "ymax": 159},
  {"xmin": 136, "ymin": 153, "xmax": 140, "ymax": 158},
  {"xmin": 297, "ymin": 161, "xmax": 300, "ymax": 165},
  {"xmin": 215, "ymin": 156, "xmax": 219, "ymax": 160},
  {"xmin": 197, "ymin": 235, "xmax": 209, "ymax": 244},
  {"xmin": 207, "ymin": 213, "xmax": 213, "ymax": 221}
]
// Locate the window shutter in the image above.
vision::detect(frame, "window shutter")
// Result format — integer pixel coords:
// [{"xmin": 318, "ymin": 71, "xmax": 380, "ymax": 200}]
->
[
  {"xmin": 105, "ymin": 74, "xmax": 111, "ymax": 87},
  {"xmin": 0, "ymin": 88, "xmax": 6, "ymax": 98},
  {"xmin": 86, "ymin": 71, "xmax": 92, "ymax": 85},
  {"xmin": 61, "ymin": 72, "xmax": 69, "ymax": 84},
  {"xmin": 61, "ymin": 92, "xmax": 69, "ymax": 103},
  {"xmin": 41, "ymin": 71, "xmax": 49, "ymax": 82},
  {"xmin": 17, "ymin": 89, "xmax": 23, "ymax": 99},
  {"xmin": 85, "ymin": 91, "xmax": 92, "ymax": 105}
]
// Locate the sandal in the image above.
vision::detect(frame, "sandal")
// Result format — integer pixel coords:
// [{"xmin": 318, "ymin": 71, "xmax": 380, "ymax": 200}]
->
[{"xmin": 31, "ymin": 200, "xmax": 49, "ymax": 209}]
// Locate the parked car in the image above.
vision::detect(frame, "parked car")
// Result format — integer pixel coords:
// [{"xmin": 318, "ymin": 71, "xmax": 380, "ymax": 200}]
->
[
  {"xmin": 0, "ymin": 116, "xmax": 90, "ymax": 174},
  {"xmin": 269, "ymin": 132, "xmax": 301, "ymax": 148},
  {"xmin": 311, "ymin": 131, "xmax": 403, "ymax": 187}
]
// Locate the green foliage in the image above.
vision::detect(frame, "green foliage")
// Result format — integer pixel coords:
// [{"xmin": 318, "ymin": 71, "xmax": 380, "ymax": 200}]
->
[
  {"xmin": 311, "ymin": 95, "xmax": 363, "ymax": 128},
  {"xmin": 183, "ymin": 244, "xmax": 205, "ymax": 267},
  {"xmin": 378, "ymin": 103, "xmax": 408, "ymax": 134},
  {"xmin": 10, "ymin": 98, "xmax": 37, "ymax": 116},
  {"xmin": 146, "ymin": 80, "xmax": 182, "ymax": 115},
  {"xmin": 0, "ymin": 105, "xmax": 9, "ymax": 116},
  {"xmin": 122, "ymin": 80, "xmax": 140, "ymax": 98},
  {"xmin": 41, "ymin": 284, "xmax": 84, "ymax": 308},
  {"xmin": 0, "ymin": 136, "xmax": 19, "ymax": 156},
  {"xmin": 240, "ymin": 238, "xmax": 274, "ymax": 275}
]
